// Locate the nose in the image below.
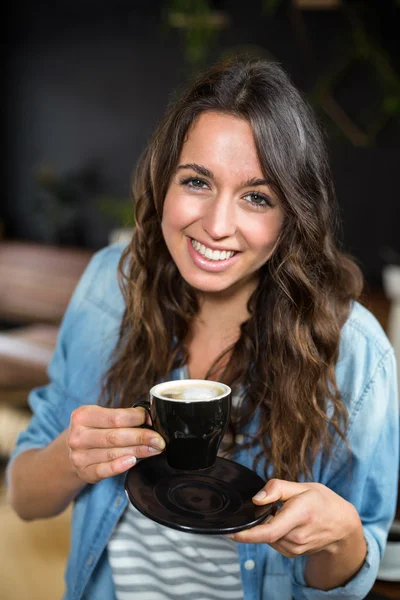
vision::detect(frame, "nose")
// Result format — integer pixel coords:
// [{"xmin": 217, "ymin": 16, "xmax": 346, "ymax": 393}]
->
[{"xmin": 201, "ymin": 194, "xmax": 237, "ymax": 240}]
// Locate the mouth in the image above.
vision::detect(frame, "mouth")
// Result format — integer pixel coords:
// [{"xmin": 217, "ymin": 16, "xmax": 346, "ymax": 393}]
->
[
  {"xmin": 187, "ymin": 237, "xmax": 240, "ymax": 274},
  {"xmin": 190, "ymin": 238, "xmax": 238, "ymax": 262}
]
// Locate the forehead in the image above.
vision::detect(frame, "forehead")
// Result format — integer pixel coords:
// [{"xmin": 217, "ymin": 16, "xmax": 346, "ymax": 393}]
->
[{"xmin": 179, "ymin": 111, "xmax": 263, "ymax": 177}]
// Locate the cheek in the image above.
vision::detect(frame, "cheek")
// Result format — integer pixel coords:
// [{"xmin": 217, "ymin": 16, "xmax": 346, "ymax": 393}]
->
[
  {"xmin": 161, "ymin": 194, "xmax": 178, "ymax": 235},
  {"xmin": 246, "ymin": 216, "xmax": 283, "ymax": 253},
  {"xmin": 162, "ymin": 191, "xmax": 202, "ymax": 232}
]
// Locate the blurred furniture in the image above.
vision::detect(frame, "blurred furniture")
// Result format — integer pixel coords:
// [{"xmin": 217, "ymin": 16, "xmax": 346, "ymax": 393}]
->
[
  {"xmin": 0, "ymin": 324, "xmax": 58, "ymax": 390},
  {"xmin": 382, "ymin": 265, "xmax": 400, "ymax": 391},
  {"xmin": 0, "ymin": 242, "xmax": 93, "ymax": 324},
  {"xmin": 0, "ymin": 241, "xmax": 93, "ymax": 457},
  {"xmin": 371, "ymin": 581, "xmax": 400, "ymax": 599},
  {"xmin": 370, "ymin": 268, "xmax": 400, "ymax": 597}
]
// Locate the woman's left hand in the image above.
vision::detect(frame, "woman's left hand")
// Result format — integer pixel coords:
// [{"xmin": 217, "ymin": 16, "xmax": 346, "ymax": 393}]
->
[{"xmin": 228, "ymin": 479, "xmax": 363, "ymax": 558}]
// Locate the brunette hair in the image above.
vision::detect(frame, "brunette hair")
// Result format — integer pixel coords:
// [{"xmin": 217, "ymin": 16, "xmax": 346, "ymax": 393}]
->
[{"xmin": 101, "ymin": 56, "xmax": 363, "ymax": 481}]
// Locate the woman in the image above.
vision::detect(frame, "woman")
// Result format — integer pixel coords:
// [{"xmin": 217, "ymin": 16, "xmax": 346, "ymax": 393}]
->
[{"xmin": 7, "ymin": 57, "xmax": 399, "ymax": 599}]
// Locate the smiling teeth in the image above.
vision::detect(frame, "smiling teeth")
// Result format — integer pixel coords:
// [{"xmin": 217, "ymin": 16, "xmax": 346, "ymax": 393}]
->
[{"xmin": 191, "ymin": 239, "xmax": 236, "ymax": 261}]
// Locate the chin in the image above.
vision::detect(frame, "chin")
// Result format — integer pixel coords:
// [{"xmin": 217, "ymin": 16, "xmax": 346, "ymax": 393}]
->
[
  {"xmin": 180, "ymin": 271, "xmax": 231, "ymax": 294},
  {"xmin": 193, "ymin": 284, "xmax": 229, "ymax": 294}
]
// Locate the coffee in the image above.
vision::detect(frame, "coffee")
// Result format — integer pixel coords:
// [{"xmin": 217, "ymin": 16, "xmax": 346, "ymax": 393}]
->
[
  {"xmin": 159, "ymin": 382, "xmax": 226, "ymax": 402},
  {"xmin": 134, "ymin": 379, "xmax": 231, "ymax": 470}
]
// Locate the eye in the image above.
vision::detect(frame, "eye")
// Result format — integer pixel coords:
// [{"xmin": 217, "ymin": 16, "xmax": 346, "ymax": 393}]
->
[
  {"xmin": 180, "ymin": 177, "xmax": 209, "ymax": 190},
  {"xmin": 244, "ymin": 192, "xmax": 273, "ymax": 208}
]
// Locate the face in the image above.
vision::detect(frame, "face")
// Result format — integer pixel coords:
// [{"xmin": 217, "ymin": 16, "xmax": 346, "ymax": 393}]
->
[{"xmin": 161, "ymin": 111, "xmax": 284, "ymax": 297}]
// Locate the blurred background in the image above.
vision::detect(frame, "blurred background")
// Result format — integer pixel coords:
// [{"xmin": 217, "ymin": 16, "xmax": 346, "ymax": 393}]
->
[{"xmin": 1, "ymin": 1, "xmax": 399, "ymax": 599}]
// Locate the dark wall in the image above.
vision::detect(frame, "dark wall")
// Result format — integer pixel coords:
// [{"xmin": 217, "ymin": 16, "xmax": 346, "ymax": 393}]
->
[
  {"xmin": 4, "ymin": 0, "xmax": 400, "ymax": 286},
  {"xmin": 5, "ymin": 1, "xmax": 187, "ymax": 248}
]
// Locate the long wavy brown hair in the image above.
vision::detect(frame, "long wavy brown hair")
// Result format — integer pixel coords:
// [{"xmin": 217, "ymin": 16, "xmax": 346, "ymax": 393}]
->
[{"xmin": 101, "ymin": 57, "xmax": 363, "ymax": 481}]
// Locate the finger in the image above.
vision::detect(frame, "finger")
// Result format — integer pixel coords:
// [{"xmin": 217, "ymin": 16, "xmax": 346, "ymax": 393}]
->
[
  {"xmin": 259, "ymin": 495, "xmax": 313, "ymax": 543},
  {"xmin": 69, "ymin": 426, "xmax": 165, "ymax": 451},
  {"xmin": 81, "ymin": 454, "xmax": 139, "ymax": 483},
  {"xmin": 252, "ymin": 478, "xmax": 310, "ymax": 505},
  {"xmin": 231, "ymin": 497, "xmax": 309, "ymax": 544},
  {"xmin": 268, "ymin": 536, "xmax": 310, "ymax": 558},
  {"xmin": 71, "ymin": 445, "xmax": 163, "ymax": 469},
  {"xmin": 71, "ymin": 405, "xmax": 148, "ymax": 429}
]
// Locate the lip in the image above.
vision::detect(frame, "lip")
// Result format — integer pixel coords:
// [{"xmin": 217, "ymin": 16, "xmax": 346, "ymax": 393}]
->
[{"xmin": 186, "ymin": 237, "xmax": 240, "ymax": 273}]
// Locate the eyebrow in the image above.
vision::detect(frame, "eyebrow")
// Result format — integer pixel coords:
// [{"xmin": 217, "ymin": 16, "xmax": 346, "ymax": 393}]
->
[
  {"xmin": 177, "ymin": 163, "xmax": 213, "ymax": 179},
  {"xmin": 177, "ymin": 163, "xmax": 270, "ymax": 188}
]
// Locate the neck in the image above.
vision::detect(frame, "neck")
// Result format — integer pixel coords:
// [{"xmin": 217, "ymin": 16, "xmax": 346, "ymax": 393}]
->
[{"xmin": 196, "ymin": 276, "xmax": 258, "ymax": 332}]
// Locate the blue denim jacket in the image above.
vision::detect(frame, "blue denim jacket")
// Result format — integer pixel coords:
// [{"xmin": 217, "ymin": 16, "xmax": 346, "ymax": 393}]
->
[{"xmin": 7, "ymin": 243, "xmax": 399, "ymax": 600}]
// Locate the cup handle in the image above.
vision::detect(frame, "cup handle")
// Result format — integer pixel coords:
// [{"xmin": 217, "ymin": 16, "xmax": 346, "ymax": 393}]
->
[{"xmin": 132, "ymin": 400, "xmax": 155, "ymax": 430}]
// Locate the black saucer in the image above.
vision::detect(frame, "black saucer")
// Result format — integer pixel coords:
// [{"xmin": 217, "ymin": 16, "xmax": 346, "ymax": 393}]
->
[{"xmin": 125, "ymin": 454, "xmax": 277, "ymax": 534}]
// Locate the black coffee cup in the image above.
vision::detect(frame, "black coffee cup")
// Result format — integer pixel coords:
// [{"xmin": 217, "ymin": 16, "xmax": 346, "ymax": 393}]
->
[{"xmin": 133, "ymin": 379, "xmax": 231, "ymax": 470}]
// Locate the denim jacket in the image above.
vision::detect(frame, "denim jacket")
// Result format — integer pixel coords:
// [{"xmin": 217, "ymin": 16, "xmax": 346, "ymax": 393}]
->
[{"xmin": 7, "ymin": 243, "xmax": 399, "ymax": 600}]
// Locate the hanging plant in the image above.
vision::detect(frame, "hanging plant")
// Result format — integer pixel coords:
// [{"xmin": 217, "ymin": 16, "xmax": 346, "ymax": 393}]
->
[{"xmin": 165, "ymin": 0, "xmax": 229, "ymax": 70}]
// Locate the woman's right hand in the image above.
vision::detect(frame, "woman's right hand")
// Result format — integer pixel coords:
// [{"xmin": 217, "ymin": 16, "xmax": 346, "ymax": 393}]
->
[{"xmin": 67, "ymin": 405, "xmax": 165, "ymax": 484}]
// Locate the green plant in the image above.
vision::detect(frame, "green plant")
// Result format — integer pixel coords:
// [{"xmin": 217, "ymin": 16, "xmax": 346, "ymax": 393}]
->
[
  {"xmin": 96, "ymin": 195, "xmax": 134, "ymax": 228},
  {"xmin": 163, "ymin": 0, "xmax": 400, "ymax": 146},
  {"xmin": 165, "ymin": 0, "xmax": 227, "ymax": 70}
]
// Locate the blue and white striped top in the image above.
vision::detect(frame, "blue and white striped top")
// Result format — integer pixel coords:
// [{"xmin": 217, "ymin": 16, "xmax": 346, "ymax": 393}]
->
[{"xmin": 108, "ymin": 503, "xmax": 244, "ymax": 600}]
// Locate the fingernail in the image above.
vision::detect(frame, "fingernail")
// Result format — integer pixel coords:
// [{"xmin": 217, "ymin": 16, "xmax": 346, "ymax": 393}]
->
[
  {"xmin": 225, "ymin": 534, "xmax": 236, "ymax": 540},
  {"xmin": 253, "ymin": 490, "xmax": 267, "ymax": 501},
  {"xmin": 122, "ymin": 455, "xmax": 137, "ymax": 466},
  {"xmin": 150, "ymin": 437, "xmax": 165, "ymax": 450},
  {"xmin": 148, "ymin": 446, "xmax": 162, "ymax": 453}
]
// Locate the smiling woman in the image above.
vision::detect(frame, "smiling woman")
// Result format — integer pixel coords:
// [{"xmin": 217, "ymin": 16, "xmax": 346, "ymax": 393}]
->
[
  {"xmin": 7, "ymin": 56, "xmax": 399, "ymax": 600},
  {"xmin": 161, "ymin": 112, "xmax": 284, "ymax": 293}
]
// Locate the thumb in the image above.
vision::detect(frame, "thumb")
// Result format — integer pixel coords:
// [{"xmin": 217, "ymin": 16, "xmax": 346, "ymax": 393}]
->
[{"xmin": 252, "ymin": 478, "xmax": 309, "ymax": 504}]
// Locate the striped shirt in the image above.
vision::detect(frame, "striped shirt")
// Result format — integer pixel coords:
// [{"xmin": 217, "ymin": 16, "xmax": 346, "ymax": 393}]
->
[{"xmin": 108, "ymin": 503, "xmax": 244, "ymax": 600}]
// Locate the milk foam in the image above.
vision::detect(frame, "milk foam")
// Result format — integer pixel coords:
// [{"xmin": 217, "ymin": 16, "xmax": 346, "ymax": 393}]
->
[{"xmin": 158, "ymin": 382, "xmax": 225, "ymax": 401}]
